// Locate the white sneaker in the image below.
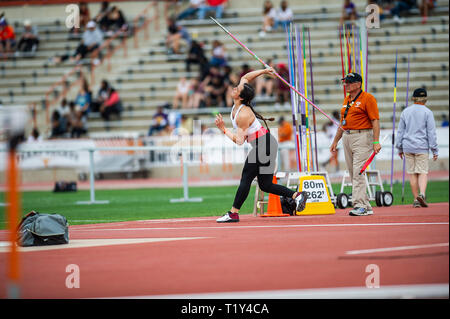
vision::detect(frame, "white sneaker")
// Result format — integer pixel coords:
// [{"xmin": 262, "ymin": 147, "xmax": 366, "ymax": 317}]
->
[
  {"xmin": 216, "ymin": 212, "xmax": 239, "ymax": 223},
  {"xmin": 259, "ymin": 31, "xmax": 266, "ymax": 37},
  {"xmin": 294, "ymin": 191, "xmax": 308, "ymax": 213}
]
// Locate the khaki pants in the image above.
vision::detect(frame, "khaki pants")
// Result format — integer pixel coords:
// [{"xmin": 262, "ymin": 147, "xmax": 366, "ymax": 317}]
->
[{"xmin": 343, "ymin": 130, "xmax": 373, "ymax": 210}]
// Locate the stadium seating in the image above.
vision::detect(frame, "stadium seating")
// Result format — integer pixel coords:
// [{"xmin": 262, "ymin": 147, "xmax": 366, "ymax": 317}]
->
[{"xmin": 1, "ymin": 0, "xmax": 448, "ymax": 137}]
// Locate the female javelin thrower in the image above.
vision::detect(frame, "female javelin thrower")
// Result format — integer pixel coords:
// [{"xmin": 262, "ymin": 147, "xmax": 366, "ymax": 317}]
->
[{"xmin": 215, "ymin": 67, "xmax": 308, "ymax": 223}]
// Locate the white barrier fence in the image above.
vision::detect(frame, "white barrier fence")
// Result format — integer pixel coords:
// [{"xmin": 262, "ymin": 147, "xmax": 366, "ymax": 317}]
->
[{"xmin": 0, "ymin": 128, "xmax": 448, "ymax": 172}]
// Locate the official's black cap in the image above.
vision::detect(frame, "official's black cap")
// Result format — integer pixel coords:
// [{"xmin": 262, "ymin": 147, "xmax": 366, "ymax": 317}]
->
[
  {"xmin": 413, "ymin": 88, "xmax": 427, "ymax": 98},
  {"xmin": 341, "ymin": 73, "xmax": 363, "ymax": 83}
]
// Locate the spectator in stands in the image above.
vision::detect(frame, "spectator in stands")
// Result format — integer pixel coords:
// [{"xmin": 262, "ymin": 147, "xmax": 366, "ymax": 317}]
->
[
  {"xmin": 239, "ymin": 63, "xmax": 253, "ymax": 78},
  {"xmin": 166, "ymin": 16, "xmax": 191, "ymax": 55},
  {"xmin": 67, "ymin": 101, "xmax": 86, "ymax": 138},
  {"xmin": 197, "ymin": 0, "xmax": 226, "ymax": 20},
  {"xmin": 177, "ymin": 0, "xmax": 205, "ymax": 20},
  {"xmin": 57, "ymin": 98, "xmax": 70, "ymax": 126},
  {"xmin": 274, "ymin": 0, "xmax": 293, "ymax": 31},
  {"xmin": 148, "ymin": 106, "xmax": 169, "ymax": 136},
  {"xmin": 75, "ymin": 79, "xmax": 92, "ymax": 118},
  {"xmin": 173, "ymin": 77, "xmax": 191, "ymax": 109},
  {"xmin": 340, "ymin": 0, "xmax": 358, "ymax": 25},
  {"xmin": 278, "ymin": 116, "xmax": 293, "ymax": 171},
  {"xmin": 70, "ymin": 2, "xmax": 91, "ymax": 37},
  {"xmin": 209, "ymin": 39, "xmax": 227, "ymax": 67},
  {"xmin": 390, "ymin": 0, "xmax": 417, "ymax": 24},
  {"xmin": 187, "ymin": 77, "xmax": 206, "ymax": 108},
  {"xmin": 0, "ymin": 15, "xmax": 16, "ymax": 57},
  {"xmin": 50, "ymin": 110, "xmax": 67, "ymax": 139},
  {"xmin": 52, "ymin": 20, "xmax": 104, "ymax": 64},
  {"xmin": 223, "ymin": 65, "xmax": 240, "ymax": 107},
  {"xmin": 27, "ymin": 127, "xmax": 43, "ymax": 143},
  {"xmin": 441, "ymin": 114, "xmax": 449, "ymax": 127},
  {"xmin": 259, "ymin": 0, "xmax": 277, "ymax": 37},
  {"xmin": 100, "ymin": 87, "xmax": 122, "ymax": 121},
  {"xmin": 203, "ymin": 66, "xmax": 227, "ymax": 107},
  {"xmin": 186, "ymin": 40, "xmax": 209, "ymax": 77},
  {"xmin": 420, "ymin": 0, "xmax": 436, "ymax": 24},
  {"xmin": 275, "ymin": 62, "xmax": 290, "ymax": 105},
  {"xmin": 103, "ymin": 6, "xmax": 128, "ymax": 36},
  {"xmin": 94, "ymin": 1, "xmax": 111, "ymax": 31},
  {"xmin": 174, "ymin": 114, "xmax": 194, "ymax": 135},
  {"xmin": 16, "ymin": 19, "xmax": 39, "ymax": 54},
  {"xmin": 255, "ymin": 59, "xmax": 275, "ymax": 97},
  {"xmin": 90, "ymin": 79, "xmax": 110, "ymax": 113}
]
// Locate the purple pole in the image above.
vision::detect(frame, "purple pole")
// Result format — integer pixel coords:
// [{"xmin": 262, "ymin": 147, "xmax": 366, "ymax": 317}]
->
[
  {"xmin": 308, "ymin": 27, "xmax": 319, "ymax": 172},
  {"xmin": 401, "ymin": 54, "xmax": 411, "ymax": 204},
  {"xmin": 390, "ymin": 50, "xmax": 398, "ymax": 192},
  {"xmin": 296, "ymin": 25, "xmax": 306, "ymax": 171},
  {"xmin": 286, "ymin": 23, "xmax": 302, "ymax": 172},
  {"xmin": 365, "ymin": 29, "xmax": 369, "ymax": 91}
]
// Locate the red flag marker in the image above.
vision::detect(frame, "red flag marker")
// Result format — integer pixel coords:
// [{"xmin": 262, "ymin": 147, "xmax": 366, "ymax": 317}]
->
[{"xmin": 359, "ymin": 135, "xmax": 389, "ymax": 175}]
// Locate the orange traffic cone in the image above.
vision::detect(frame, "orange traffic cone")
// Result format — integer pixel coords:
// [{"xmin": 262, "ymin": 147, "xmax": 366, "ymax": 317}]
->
[{"xmin": 260, "ymin": 176, "xmax": 290, "ymax": 217}]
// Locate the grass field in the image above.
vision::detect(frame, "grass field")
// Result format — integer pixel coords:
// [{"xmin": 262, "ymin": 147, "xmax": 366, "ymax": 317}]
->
[{"xmin": 0, "ymin": 180, "xmax": 448, "ymax": 229}]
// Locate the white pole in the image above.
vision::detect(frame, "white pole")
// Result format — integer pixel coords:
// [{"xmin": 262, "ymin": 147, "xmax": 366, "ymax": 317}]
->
[
  {"xmin": 76, "ymin": 149, "xmax": 109, "ymax": 205},
  {"xmin": 170, "ymin": 151, "xmax": 202, "ymax": 203}
]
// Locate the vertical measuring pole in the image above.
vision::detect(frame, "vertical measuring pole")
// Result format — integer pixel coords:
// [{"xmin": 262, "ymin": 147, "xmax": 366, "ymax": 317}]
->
[
  {"xmin": 401, "ymin": 54, "xmax": 411, "ymax": 204},
  {"xmin": 307, "ymin": 27, "xmax": 319, "ymax": 172},
  {"xmin": 286, "ymin": 23, "xmax": 301, "ymax": 172},
  {"xmin": 301, "ymin": 25, "xmax": 311, "ymax": 173},
  {"xmin": 390, "ymin": 50, "xmax": 398, "ymax": 193},
  {"xmin": 339, "ymin": 27, "xmax": 346, "ymax": 96}
]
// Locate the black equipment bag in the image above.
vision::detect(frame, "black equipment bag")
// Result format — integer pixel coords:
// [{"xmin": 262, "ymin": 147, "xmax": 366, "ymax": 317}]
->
[
  {"xmin": 17, "ymin": 211, "xmax": 69, "ymax": 247},
  {"xmin": 280, "ymin": 196, "xmax": 296, "ymax": 216},
  {"xmin": 53, "ymin": 181, "xmax": 77, "ymax": 192}
]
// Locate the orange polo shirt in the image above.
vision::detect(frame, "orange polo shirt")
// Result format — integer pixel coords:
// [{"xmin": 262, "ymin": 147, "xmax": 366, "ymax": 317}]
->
[{"xmin": 340, "ymin": 91, "xmax": 379, "ymax": 130}]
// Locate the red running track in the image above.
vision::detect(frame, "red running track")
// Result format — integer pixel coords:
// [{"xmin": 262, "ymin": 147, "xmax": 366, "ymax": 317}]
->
[{"xmin": 0, "ymin": 203, "xmax": 448, "ymax": 298}]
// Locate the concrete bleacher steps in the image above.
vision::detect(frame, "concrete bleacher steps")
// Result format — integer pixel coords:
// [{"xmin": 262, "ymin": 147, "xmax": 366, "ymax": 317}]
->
[
  {"xmin": 1, "ymin": 0, "xmax": 448, "ymax": 137},
  {"xmin": 82, "ymin": 2, "xmax": 449, "ymax": 134}
]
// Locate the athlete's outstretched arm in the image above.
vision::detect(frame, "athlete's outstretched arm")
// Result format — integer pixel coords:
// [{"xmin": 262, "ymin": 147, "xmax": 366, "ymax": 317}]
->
[{"xmin": 239, "ymin": 67, "xmax": 275, "ymax": 86}]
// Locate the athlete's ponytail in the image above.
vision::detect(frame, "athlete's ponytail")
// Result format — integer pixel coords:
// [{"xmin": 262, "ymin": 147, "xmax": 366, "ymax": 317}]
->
[{"xmin": 240, "ymin": 83, "xmax": 274, "ymax": 131}]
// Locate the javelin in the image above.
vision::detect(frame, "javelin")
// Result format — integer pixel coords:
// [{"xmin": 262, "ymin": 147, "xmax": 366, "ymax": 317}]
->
[{"xmin": 210, "ymin": 17, "xmax": 344, "ymax": 131}]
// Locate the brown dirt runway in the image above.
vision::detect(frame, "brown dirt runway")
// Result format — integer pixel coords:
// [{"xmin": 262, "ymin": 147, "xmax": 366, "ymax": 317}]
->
[{"xmin": 0, "ymin": 203, "xmax": 448, "ymax": 299}]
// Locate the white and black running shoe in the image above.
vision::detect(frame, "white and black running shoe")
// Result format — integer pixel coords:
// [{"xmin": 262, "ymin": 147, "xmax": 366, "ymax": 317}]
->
[
  {"xmin": 294, "ymin": 191, "xmax": 308, "ymax": 213},
  {"xmin": 216, "ymin": 211, "xmax": 240, "ymax": 223}
]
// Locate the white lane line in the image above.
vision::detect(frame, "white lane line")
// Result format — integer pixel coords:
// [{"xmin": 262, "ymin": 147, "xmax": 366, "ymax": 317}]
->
[
  {"xmin": 103, "ymin": 284, "xmax": 449, "ymax": 299},
  {"xmin": 0, "ymin": 237, "xmax": 210, "ymax": 253},
  {"xmin": 346, "ymin": 242, "xmax": 449, "ymax": 255},
  {"xmin": 70, "ymin": 222, "xmax": 449, "ymax": 232}
]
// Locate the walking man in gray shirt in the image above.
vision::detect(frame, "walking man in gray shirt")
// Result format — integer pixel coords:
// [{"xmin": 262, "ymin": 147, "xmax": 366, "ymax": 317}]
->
[{"xmin": 396, "ymin": 88, "xmax": 439, "ymax": 208}]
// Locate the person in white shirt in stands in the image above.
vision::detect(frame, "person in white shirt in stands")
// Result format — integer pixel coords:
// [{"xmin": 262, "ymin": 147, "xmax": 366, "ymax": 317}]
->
[
  {"xmin": 259, "ymin": 0, "xmax": 277, "ymax": 37},
  {"xmin": 52, "ymin": 20, "xmax": 103, "ymax": 64},
  {"xmin": 173, "ymin": 77, "xmax": 191, "ymax": 109},
  {"xmin": 177, "ymin": 0, "xmax": 205, "ymax": 20},
  {"xmin": 274, "ymin": 0, "xmax": 293, "ymax": 31}
]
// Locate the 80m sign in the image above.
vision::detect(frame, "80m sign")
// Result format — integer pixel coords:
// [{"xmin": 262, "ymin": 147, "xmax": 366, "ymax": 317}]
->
[{"xmin": 302, "ymin": 180, "xmax": 328, "ymax": 203}]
